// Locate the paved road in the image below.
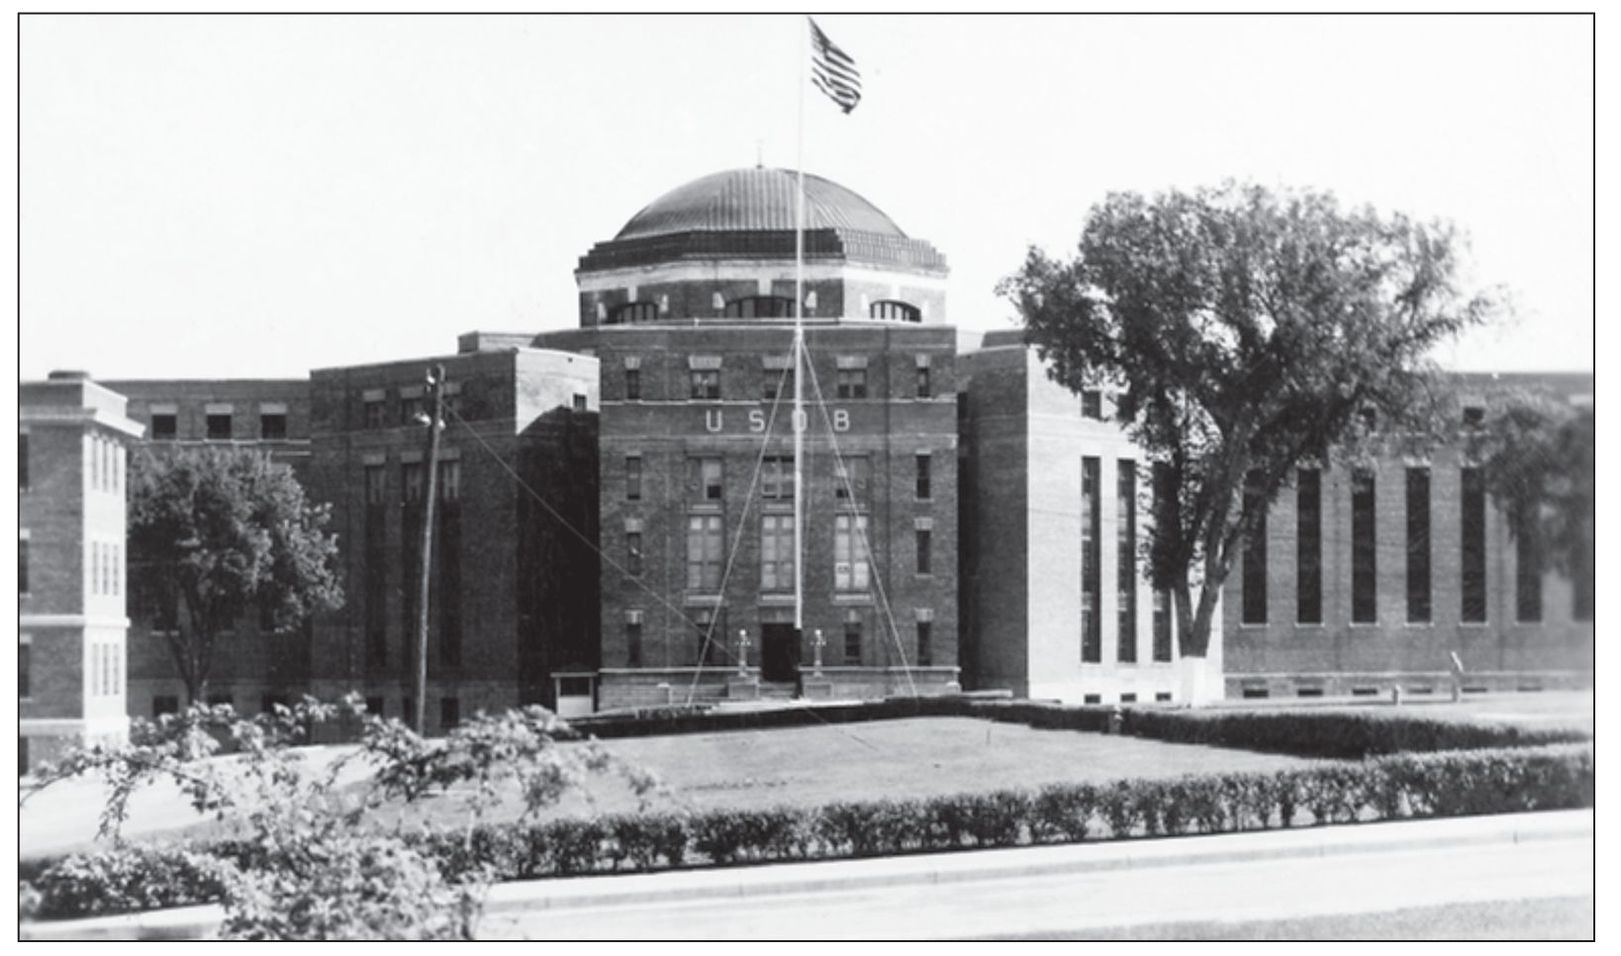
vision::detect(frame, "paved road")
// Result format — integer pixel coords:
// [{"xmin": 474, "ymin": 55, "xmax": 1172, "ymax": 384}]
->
[{"xmin": 479, "ymin": 830, "xmax": 1593, "ymax": 940}]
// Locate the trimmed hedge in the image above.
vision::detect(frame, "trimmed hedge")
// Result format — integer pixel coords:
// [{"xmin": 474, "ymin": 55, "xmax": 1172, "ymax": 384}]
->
[{"xmin": 22, "ymin": 742, "xmax": 1592, "ymax": 921}]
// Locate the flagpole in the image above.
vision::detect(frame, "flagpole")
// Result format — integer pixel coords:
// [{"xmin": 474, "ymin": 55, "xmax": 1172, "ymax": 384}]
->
[{"xmin": 793, "ymin": 15, "xmax": 807, "ymax": 636}]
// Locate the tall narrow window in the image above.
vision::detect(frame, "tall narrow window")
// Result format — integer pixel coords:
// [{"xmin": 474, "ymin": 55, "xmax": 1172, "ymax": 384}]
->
[
  {"xmin": 364, "ymin": 400, "xmax": 385, "ymax": 429},
  {"xmin": 1241, "ymin": 471, "xmax": 1267, "ymax": 625},
  {"xmin": 1296, "ymin": 469, "xmax": 1322, "ymax": 624},
  {"xmin": 1461, "ymin": 467, "xmax": 1487, "ymax": 622},
  {"xmin": 625, "ymin": 367, "xmax": 641, "ymax": 401},
  {"xmin": 1118, "ymin": 461, "xmax": 1138, "ymax": 660},
  {"xmin": 1515, "ymin": 511, "xmax": 1542, "ymax": 622},
  {"xmin": 1152, "ymin": 590, "xmax": 1173, "ymax": 662},
  {"xmin": 19, "ymin": 433, "xmax": 28, "ymax": 491},
  {"xmin": 693, "ymin": 608, "xmax": 725, "ymax": 666},
  {"xmin": 19, "ymin": 538, "xmax": 28, "ymax": 594},
  {"xmin": 834, "ymin": 514, "xmax": 870, "ymax": 591},
  {"xmin": 686, "ymin": 515, "xmax": 724, "ymax": 591},
  {"xmin": 761, "ymin": 515, "xmax": 795, "ymax": 591},
  {"xmin": 1081, "ymin": 390, "xmax": 1102, "ymax": 420},
  {"xmin": 843, "ymin": 609, "xmax": 863, "ymax": 664},
  {"xmin": 400, "ymin": 395, "xmax": 424, "ymax": 424},
  {"xmin": 916, "ymin": 526, "xmax": 933, "ymax": 575},
  {"xmin": 401, "ymin": 462, "xmax": 424, "ymax": 504},
  {"xmin": 689, "ymin": 457, "xmax": 724, "ymax": 502},
  {"xmin": 916, "ymin": 363, "xmax": 932, "ymax": 398},
  {"xmin": 626, "ymin": 611, "xmax": 644, "ymax": 666},
  {"xmin": 835, "ymin": 456, "xmax": 869, "ymax": 503},
  {"xmin": 626, "ymin": 531, "xmax": 644, "ymax": 577},
  {"xmin": 626, "ymin": 456, "xmax": 642, "ymax": 501},
  {"xmin": 1081, "ymin": 457, "xmax": 1101, "ymax": 662},
  {"xmin": 1406, "ymin": 468, "xmax": 1431, "ymax": 623},
  {"xmin": 19, "ymin": 639, "xmax": 31, "ymax": 698},
  {"xmin": 916, "ymin": 616, "xmax": 933, "ymax": 666},
  {"xmin": 364, "ymin": 465, "xmax": 387, "ymax": 670},
  {"xmin": 761, "ymin": 457, "xmax": 794, "ymax": 500},
  {"xmin": 439, "ymin": 467, "xmax": 462, "ymax": 668},
  {"xmin": 1351, "ymin": 469, "xmax": 1377, "ymax": 623},
  {"xmin": 916, "ymin": 454, "xmax": 932, "ymax": 500}
]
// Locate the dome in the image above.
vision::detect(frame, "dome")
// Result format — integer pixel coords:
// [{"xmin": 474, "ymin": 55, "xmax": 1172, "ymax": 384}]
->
[{"xmin": 614, "ymin": 168, "xmax": 908, "ymax": 241}]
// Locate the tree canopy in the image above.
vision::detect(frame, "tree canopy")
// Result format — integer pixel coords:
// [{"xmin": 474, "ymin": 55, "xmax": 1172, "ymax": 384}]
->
[
  {"xmin": 129, "ymin": 447, "xmax": 344, "ymax": 703},
  {"xmin": 998, "ymin": 181, "xmax": 1495, "ymax": 659},
  {"xmin": 1474, "ymin": 396, "xmax": 1594, "ymax": 586}
]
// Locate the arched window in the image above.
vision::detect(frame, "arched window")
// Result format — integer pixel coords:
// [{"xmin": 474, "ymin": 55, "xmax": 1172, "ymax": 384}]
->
[
  {"xmin": 608, "ymin": 302, "xmax": 660, "ymax": 325},
  {"xmin": 723, "ymin": 296, "xmax": 796, "ymax": 319},
  {"xmin": 869, "ymin": 300, "xmax": 921, "ymax": 322}
]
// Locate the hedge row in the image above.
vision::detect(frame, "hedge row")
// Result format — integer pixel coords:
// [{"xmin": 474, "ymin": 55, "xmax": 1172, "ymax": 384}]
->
[
  {"xmin": 575, "ymin": 696, "xmax": 1590, "ymax": 760},
  {"xmin": 24, "ymin": 743, "xmax": 1593, "ymax": 921}
]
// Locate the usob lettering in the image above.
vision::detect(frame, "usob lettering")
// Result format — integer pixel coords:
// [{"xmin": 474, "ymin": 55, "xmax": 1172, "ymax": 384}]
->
[{"xmin": 706, "ymin": 409, "xmax": 850, "ymax": 433}]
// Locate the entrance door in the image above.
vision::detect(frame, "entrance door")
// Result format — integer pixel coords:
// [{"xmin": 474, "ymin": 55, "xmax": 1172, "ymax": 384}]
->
[{"xmin": 761, "ymin": 623, "xmax": 799, "ymax": 683}]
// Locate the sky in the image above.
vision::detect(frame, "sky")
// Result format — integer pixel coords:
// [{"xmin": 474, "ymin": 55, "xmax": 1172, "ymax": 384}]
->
[{"xmin": 17, "ymin": 13, "xmax": 1596, "ymax": 381}]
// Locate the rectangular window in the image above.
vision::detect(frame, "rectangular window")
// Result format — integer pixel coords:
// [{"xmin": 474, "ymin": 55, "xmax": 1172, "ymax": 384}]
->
[
  {"xmin": 572, "ymin": 393, "xmax": 587, "ymax": 412},
  {"xmin": 626, "ymin": 456, "xmax": 642, "ymax": 501},
  {"xmin": 1081, "ymin": 457, "xmax": 1101, "ymax": 662},
  {"xmin": 1081, "ymin": 390, "xmax": 1102, "ymax": 420},
  {"xmin": 761, "ymin": 515, "xmax": 795, "ymax": 592},
  {"xmin": 693, "ymin": 608, "xmax": 725, "ymax": 666},
  {"xmin": 365, "ymin": 465, "xmax": 386, "ymax": 505},
  {"xmin": 19, "ymin": 538, "xmax": 28, "ymax": 594},
  {"xmin": 364, "ymin": 401, "xmax": 385, "ymax": 429},
  {"xmin": 401, "ymin": 462, "xmax": 424, "ymax": 503},
  {"xmin": 112, "ymin": 544, "xmax": 120, "ymax": 596},
  {"xmin": 843, "ymin": 609, "xmax": 862, "ymax": 664},
  {"xmin": 438, "ymin": 460, "xmax": 461, "ymax": 502},
  {"xmin": 835, "ymin": 456, "xmax": 869, "ymax": 503},
  {"xmin": 625, "ymin": 367, "xmax": 641, "ymax": 401},
  {"xmin": 1351, "ymin": 469, "xmax": 1377, "ymax": 623},
  {"xmin": 689, "ymin": 457, "xmax": 724, "ymax": 502},
  {"xmin": 916, "ymin": 620, "xmax": 932, "ymax": 666},
  {"xmin": 364, "ymin": 468, "xmax": 387, "ymax": 668},
  {"xmin": 260, "ymin": 413, "xmax": 287, "ymax": 440},
  {"xmin": 626, "ymin": 611, "xmax": 643, "ymax": 667},
  {"xmin": 836, "ymin": 368, "xmax": 867, "ymax": 399},
  {"xmin": 206, "ymin": 413, "xmax": 232, "ymax": 441},
  {"xmin": 439, "ymin": 501, "xmax": 461, "ymax": 667},
  {"xmin": 1241, "ymin": 470, "xmax": 1267, "ymax": 625},
  {"xmin": 151, "ymin": 413, "xmax": 177, "ymax": 440},
  {"xmin": 400, "ymin": 396, "xmax": 424, "ymax": 425},
  {"xmin": 1118, "ymin": 461, "xmax": 1138, "ymax": 660},
  {"xmin": 686, "ymin": 515, "xmax": 724, "ymax": 591},
  {"xmin": 1461, "ymin": 467, "xmax": 1488, "ymax": 622},
  {"xmin": 1462, "ymin": 405, "xmax": 1486, "ymax": 429},
  {"xmin": 1152, "ymin": 590, "xmax": 1173, "ymax": 662},
  {"xmin": 1296, "ymin": 469, "xmax": 1322, "ymax": 624},
  {"xmin": 153, "ymin": 695, "xmax": 180, "ymax": 718},
  {"xmin": 626, "ymin": 531, "xmax": 643, "ymax": 577},
  {"xmin": 1515, "ymin": 513, "xmax": 1542, "ymax": 622},
  {"xmin": 916, "ymin": 527, "xmax": 932, "ymax": 575},
  {"xmin": 916, "ymin": 364, "xmax": 932, "ymax": 399},
  {"xmin": 761, "ymin": 457, "xmax": 795, "ymax": 500},
  {"xmin": 834, "ymin": 514, "xmax": 871, "ymax": 591},
  {"xmin": 1406, "ymin": 468, "xmax": 1432, "ymax": 623},
  {"xmin": 690, "ymin": 369, "xmax": 721, "ymax": 400},
  {"xmin": 440, "ymin": 697, "xmax": 460, "ymax": 730},
  {"xmin": 915, "ymin": 454, "xmax": 932, "ymax": 500},
  {"xmin": 19, "ymin": 641, "xmax": 30, "ymax": 699},
  {"xmin": 19, "ymin": 434, "xmax": 28, "ymax": 491}
]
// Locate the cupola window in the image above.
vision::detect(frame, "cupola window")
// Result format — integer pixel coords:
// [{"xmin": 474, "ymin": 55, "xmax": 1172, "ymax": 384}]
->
[
  {"xmin": 870, "ymin": 300, "xmax": 921, "ymax": 322},
  {"xmin": 609, "ymin": 302, "xmax": 660, "ymax": 325},
  {"xmin": 723, "ymin": 296, "xmax": 796, "ymax": 319}
]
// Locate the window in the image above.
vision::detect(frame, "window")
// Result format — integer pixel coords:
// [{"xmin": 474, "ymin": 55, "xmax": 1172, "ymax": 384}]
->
[
  {"xmin": 869, "ymin": 300, "xmax": 920, "ymax": 322},
  {"xmin": 915, "ymin": 454, "xmax": 932, "ymax": 500},
  {"xmin": 626, "ymin": 456, "xmax": 642, "ymax": 501},
  {"xmin": 1152, "ymin": 590, "xmax": 1173, "ymax": 662},
  {"xmin": 153, "ymin": 695, "xmax": 180, "ymax": 718},
  {"xmin": 624, "ymin": 530, "xmax": 643, "ymax": 577},
  {"xmin": 151, "ymin": 413, "xmax": 177, "ymax": 440},
  {"xmin": 1297, "ymin": 469, "xmax": 1322, "ymax": 624},
  {"xmin": 686, "ymin": 515, "xmax": 724, "ymax": 590},
  {"xmin": 206, "ymin": 412, "xmax": 232, "ymax": 441},
  {"xmin": 761, "ymin": 515, "xmax": 795, "ymax": 591},
  {"xmin": 1118, "ymin": 461, "xmax": 1138, "ymax": 660},
  {"xmin": 836, "ymin": 368, "xmax": 867, "ymax": 399},
  {"xmin": 724, "ymin": 296, "xmax": 795, "ymax": 318},
  {"xmin": 834, "ymin": 514, "xmax": 871, "ymax": 591},
  {"xmin": 1241, "ymin": 470, "xmax": 1266, "ymax": 625},
  {"xmin": 1081, "ymin": 390, "xmax": 1102, "ymax": 420},
  {"xmin": 1461, "ymin": 467, "xmax": 1487, "ymax": 622},
  {"xmin": 626, "ymin": 611, "xmax": 643, "ymax": 666},
  {"xmin": 19, "ymin": 433, "xmax": 28, "ymax": 491},
  {"xmin": 440, "ymin": 697, "xmax": 460, "ymax": 730},
  {"xmin": 610, "ymin": 301, "xmax": 659, "ymax": 324},
  {"xmin": 365, "ymin": 696, "xmax": 384, "ymax": 716},
  {"xmin": 19, "ymin": 538, "xmax": 28, "ymax": 594},
  {"xmin": 1462, "ymin": 405, "xmax": 1486, "ymax": 429},
  {"xmin": 365, "ymin": 465, "xmax": 386, "ymax": 505},
  {"xmin": 761, "ymin": 456, "xmax": 795, "ymax": 500},
  {"xmin": 835, "ymin": 456, "xmax": 869, "ymax": 503},
  {"xmin": 19, "ymin": 639, "xmax": 29, "ymax": 699},
  {"xmin": 1351, "ymin": 469, "xmax": 1377, "ymax": 623},
  {"xmin": 402, "ymin": 462, "xmax": 424, "ymax": 503},
  {"xmin": 364, "ymin": 400, "xmax": 385, "ymax": 429},
  {"xmin": 1515, "ymin": 511, "xmax": 1542, "ymax": 623},
  {"xmin": 112, "ymin": 544, "xmax": 120, "ymax": 596},
  {"xmin": 1081, "ymin": 457, "xmax": 1101, "ymax": 662},
  {"xmin": 260, "ymin": 413, "xmax": 287, "ymax": 440},
  {"xmin": 690, "ymin": 369, "xmax": 721, "ymax": 400},
  {"xmin": 843, "ymin": 609, "xmax": 863, "ymax": 664},
  {"xmin": 916, "ymin": 526, "xmax": 932, "ymax": 575},
  {"xmin": 1407, "ymin": 468, "xmax": 1432, "ymax": 623},
  {"xmin": 438, "ymin": 460, "xmax": 461, "ymax": 502},
  {"xmin": 916, "ymin": 363, "xmax": 932, "ymax": 399},
  {"xmin": 572, "ymin": 393, "xmax": 588, "ymax": 412},
  {"xmin": 690, "ymin": 457, "xmax": 724, "ymax": 501},
  {"xmin": 916, "ymin": 619, "xmax": 932, "ymax": 666},
  {"xmin": 400, "ymin": 395, "xmax": 424, "ymax": 424},
  {"xmin": 439, "ymin": 494, "xmax": 462, "ymax": 667},
  {"xmin": 693, "ymin": 608, "xmax": 725, "ymax": 666},
  {"xmin": 625, "ymin": 367, "xmax": 642, "ymax": 401}
]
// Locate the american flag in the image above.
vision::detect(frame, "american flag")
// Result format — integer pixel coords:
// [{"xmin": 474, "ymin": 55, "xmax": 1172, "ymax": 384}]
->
[{"xmin": 809, "ymin": 18, "xmax": 861, "ymax": 114}]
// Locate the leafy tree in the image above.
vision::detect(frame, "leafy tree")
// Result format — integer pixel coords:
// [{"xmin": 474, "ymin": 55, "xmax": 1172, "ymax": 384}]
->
[
  {"xmin": 998, "ymin": 182, "xmax": 1494, "ymax": 682},
  {"xmin": 1473, "ymin": 396, "xmax": 1594, "ymax": 586},
  {"xmin": 129, "ymin": 447, "xmax": 343, "ymax": 704}
]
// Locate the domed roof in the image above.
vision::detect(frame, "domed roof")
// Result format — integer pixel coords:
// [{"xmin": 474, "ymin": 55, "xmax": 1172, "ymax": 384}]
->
[{"xmin": 615, "ymin": 167, "xmax": 908, "ymax": 241}]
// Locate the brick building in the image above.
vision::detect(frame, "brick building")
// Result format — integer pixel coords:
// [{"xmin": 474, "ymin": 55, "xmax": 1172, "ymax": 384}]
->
[{"xmin": 19, "ymin": 371, "xmax": 144, "ymax": 773}]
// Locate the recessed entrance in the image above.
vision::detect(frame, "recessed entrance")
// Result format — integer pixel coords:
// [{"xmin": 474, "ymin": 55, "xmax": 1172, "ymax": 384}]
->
[{"xmin": 761, "ymin": 623, "xmax": 799, "ymax": 683}]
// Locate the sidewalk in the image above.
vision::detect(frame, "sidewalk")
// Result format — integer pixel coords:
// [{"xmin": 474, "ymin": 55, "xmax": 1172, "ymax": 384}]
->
[{"xmin": 20, "ymin": 809, "xmax": 1594, "ymax": 940}]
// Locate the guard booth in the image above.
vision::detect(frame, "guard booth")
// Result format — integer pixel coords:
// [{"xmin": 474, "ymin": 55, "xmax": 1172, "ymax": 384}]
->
[{"xmin": 551, "ymin": 671, "xmax": 597, "ymax": 718}]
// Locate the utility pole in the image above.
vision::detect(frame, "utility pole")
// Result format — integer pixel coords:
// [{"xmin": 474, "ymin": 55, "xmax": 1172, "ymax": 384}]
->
[{"xmin": 414, "ymin": 364, "xmax": 446, "ymax": 736}]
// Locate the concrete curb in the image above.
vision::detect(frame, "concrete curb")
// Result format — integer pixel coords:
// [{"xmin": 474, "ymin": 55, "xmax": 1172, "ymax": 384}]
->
[{"xmin": 19, "ymin": 809, "xmax": 1594, "ymax": 940}]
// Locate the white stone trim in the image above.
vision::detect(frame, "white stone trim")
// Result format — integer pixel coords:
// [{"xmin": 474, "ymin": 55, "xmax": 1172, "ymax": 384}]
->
[
  {"xmin": 836, "ymin": 355, "xmax": 869, "ymax": 370},
  {"xmin": 361, "ymin": 388, "xmax": 386, "ymax": 402},
  {"xmin": 20, "ymin": 614, "xmax": 132, "ymax": 628},
  {"xmin": 204, "ymin": 403, "xmax": 234, "ymax": 415},
  {"xmin": 688, "ymin": 355, "xmax": 723, "ymax": 371},
  {"xmin": 258, "ymin": 402, "xmax": 288, "ymax": 414},
  {"xmin": 577, "ymin": 260, "xmax": 949, "ymax": 294}
]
